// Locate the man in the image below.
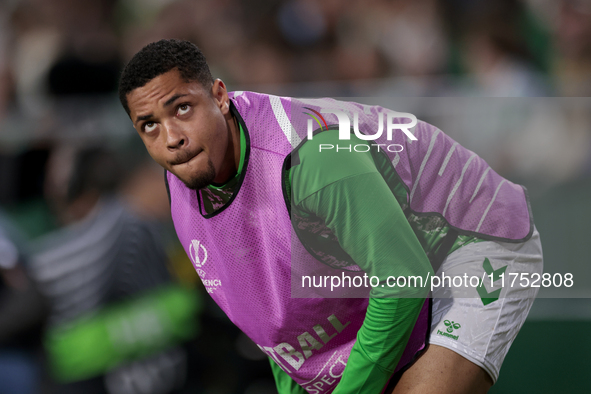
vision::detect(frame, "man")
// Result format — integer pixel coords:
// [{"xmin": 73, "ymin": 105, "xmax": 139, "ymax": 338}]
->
[
  {"xmin": 118, "ymin": 39, "xmax": 542, "ymax": 393},
  {"xmin": 29, "ymin": 147, "xmax": 199, "ymax": 394}
]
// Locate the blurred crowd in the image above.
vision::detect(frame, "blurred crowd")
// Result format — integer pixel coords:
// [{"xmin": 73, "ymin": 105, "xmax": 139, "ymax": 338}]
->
[
  {"xmin": 0, "ymin": 0, "xmax": 590, "ymax": 179},
  {"xmin": 0, "ymin": 0, "xmax": 590, "ymax": 393},
  {"xmin": 2, "ymin": 0, "xmax": 591, "ymax": 93}
]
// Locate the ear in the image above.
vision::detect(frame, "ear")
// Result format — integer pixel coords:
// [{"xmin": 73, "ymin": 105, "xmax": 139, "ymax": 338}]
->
[{"xmin": 211, "ymin": 79, "xmax": 230, "ymax": 116}]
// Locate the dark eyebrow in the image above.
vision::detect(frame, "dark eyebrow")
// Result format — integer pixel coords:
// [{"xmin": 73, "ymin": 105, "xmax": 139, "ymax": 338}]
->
[
  {"xmin": 134, "ymin": 94, "xmax": 188, "ymax": 126},
  {"xmin": 164, "ymin": 93, "xmax": 188, "ymax": 107},
  {"xmin": 135, "ymin": 113, "xmax": 153, "ymax": 126}
]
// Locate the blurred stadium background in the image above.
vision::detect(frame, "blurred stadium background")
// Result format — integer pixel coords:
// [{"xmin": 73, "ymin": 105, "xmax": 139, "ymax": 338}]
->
[{"xmin": 0, "ymin": 0, "xmax": 590, "ymax": 393}]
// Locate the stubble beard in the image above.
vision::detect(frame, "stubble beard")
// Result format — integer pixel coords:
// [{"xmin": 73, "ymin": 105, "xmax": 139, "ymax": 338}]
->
[{"xmin": 182, "ymin": 158, "xmax": 216, "ymax": 190}]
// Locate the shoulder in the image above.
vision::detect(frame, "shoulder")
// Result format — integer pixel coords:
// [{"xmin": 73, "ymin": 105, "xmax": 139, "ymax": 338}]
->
[{"xmin": 291, "ymin": 129, "xmax": 380, "ymax": 204}]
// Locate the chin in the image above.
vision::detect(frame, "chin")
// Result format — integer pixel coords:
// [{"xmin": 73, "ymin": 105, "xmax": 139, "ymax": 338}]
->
[
  {"xmin": 183, "ymin": 177, "xmax": 213, "ymax": 191},
  {"xmin": 180, "ymin": 162, "xmax": 216, "ymax": 191}
]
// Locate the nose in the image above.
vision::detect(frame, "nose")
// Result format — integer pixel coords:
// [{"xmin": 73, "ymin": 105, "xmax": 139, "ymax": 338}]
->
[{"xmin": 165, "ymin": 123, "xmax": 186, "ymax": 150}]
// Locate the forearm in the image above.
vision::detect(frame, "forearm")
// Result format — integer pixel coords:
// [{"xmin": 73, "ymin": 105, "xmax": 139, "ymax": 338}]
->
[{"xmin": 332, "ymin": 297, "xmax": 423, "ymax": 393}]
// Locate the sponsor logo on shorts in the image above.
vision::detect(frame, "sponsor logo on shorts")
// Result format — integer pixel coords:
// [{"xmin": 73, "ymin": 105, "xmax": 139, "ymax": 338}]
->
[
  {"xmin": 477, "ymin": 257, "xmax": 508, "ymax": 305},
  {"xmin": 437, "ymin": 320, "xmax": 461, "ymax": 341}
]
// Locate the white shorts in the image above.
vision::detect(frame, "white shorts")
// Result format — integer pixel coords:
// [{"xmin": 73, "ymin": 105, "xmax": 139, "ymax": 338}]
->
[{"xmin": 429, "ymin": 227, "xmax": 543, "ymax": 383}]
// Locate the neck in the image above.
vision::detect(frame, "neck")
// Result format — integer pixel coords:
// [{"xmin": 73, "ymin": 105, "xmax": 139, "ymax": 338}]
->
[{"xmin": 213, "ymin": 112, "xmax": 241, "ymax": 185}]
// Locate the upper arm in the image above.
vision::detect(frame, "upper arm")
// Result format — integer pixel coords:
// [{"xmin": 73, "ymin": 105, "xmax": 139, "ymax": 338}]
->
[{"xmin": 292, "ymin": 130, "xmax": 432, "ymax": 298}]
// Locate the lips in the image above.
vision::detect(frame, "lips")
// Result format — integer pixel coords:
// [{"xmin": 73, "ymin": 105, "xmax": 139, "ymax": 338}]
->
[{"xmin": 170, "ymin": 149, "xmax": 201, "ymax": 166}]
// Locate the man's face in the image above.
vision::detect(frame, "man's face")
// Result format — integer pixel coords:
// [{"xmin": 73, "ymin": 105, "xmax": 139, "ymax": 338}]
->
[{"xmin": 127, "ymin": 68, "xmax": 236, "ymax": 190}]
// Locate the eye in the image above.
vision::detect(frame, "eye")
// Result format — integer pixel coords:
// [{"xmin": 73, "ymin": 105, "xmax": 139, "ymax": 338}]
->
[
  {"xmin": 144, "ymin": 121, "xmax": 157, "ymax": 133},
  {"xmin": 177, "ymin": 104, "xmax": 190, "ymax": 116}
]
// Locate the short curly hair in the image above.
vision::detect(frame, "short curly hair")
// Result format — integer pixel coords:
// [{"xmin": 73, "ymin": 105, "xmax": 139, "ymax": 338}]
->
[{"xmin": 118, "ymin": 39, "xmax": 213, "ymax": 115}]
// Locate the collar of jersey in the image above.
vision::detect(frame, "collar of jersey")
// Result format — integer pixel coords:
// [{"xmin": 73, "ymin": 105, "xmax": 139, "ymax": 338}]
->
[{"xmin": 207, "ymin": 122, "xmax": 246, "ymax": 191}]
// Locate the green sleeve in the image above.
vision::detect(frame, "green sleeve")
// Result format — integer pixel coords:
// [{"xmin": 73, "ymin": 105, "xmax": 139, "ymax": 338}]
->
[
  {"xmin": 293, "ymin": 131, "xmax": 433, "ymax": 393},
  {"xmin": 269, "ymin": 357, "xmax": 308, "ymax": 394}
]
